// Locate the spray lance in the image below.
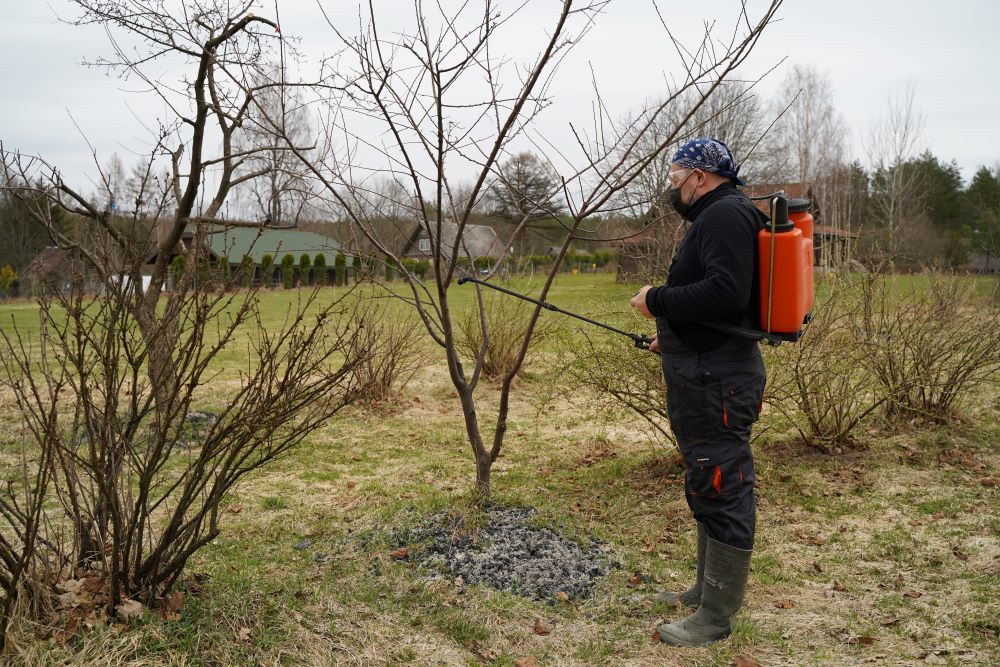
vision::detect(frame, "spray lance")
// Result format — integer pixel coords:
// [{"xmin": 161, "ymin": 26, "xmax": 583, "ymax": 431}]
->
[{"xmin": 456, "ymin": 276, "xmax": 783, "ymax": 352}]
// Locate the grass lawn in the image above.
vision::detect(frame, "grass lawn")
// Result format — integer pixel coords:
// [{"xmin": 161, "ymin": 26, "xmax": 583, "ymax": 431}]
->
[{"xmin": 1, "ymin": 273, "xmax": 998, "ymax": 665}]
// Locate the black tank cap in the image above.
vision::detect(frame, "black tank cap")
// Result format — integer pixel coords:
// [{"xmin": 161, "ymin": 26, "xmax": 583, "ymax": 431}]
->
[{"xmin": 788, "ymin": 198, "xmax": 812, "ymax": 213}]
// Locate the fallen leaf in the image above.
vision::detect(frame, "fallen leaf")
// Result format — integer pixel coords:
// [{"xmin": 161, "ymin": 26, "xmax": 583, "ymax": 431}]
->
[
  {"xmin": 880, "ymin": 617, "xmax": 900, "ymax": 627},
  {"xmin": 651, "ymin": 627, "xmax": 662, "ymax": 643},
  {"xmin": 809, "ymin": 536, "xmax": 826, "ymax": 546},
  {"xmin": 115, "ymin": 599, "xmax": 144, "ymax": 620},
  {"xmin": 532, "ymin": 617, "xmax": 551, "ymax": 636},
  {"xmin": 774, "ymin": 599, "xmax": 795, "ymax": 609},
  {"xmin": 390, "ymin": 548, "xmax": 408, "ymax": 560},
  {"xmin": 733, "ymin": 656, "xmax": 762, "ymax": 667},
  {"xmin": 857, "ymin": 636, "xmax": 876, "ymax": 645},
  {"xmin": 236, "ymin": 626, "xmax": 252, "ymax": 641},
  {"xmin": 164, "ymin": 591, "xmax": 184, "ymax": 613},
  {"xmin": 833, "ymin": 580, "xmax": 848, "ymax": 592},
  {"xmin": 514, "ymin": 658, "xmax": 537, "ymax": 667},
  {"xmin": 228, "ymin": 503, "xmax": 243, "ymax": 514},
  {"xmin": 347, "ymin": 481, "xmax": 356, "ymax": 490},
  {"xmin": 812, "ymin": 562, "xmax": 823, "ymax": 574},
  {"xmin": 53, "ymin": 616, "xmax": 79, "ymax": 646},
  {"xmin": 351, "ymin": 454, "xmax": 362, "ymax": 462},
  {"xmin": 952, "ymin": 546, "xmax": 969, "ymax": 561},
  {"xmin": 553, "ymin": 591, "xmax": 570, "ymax": 603},
  {"xmin": 904, "ymin": 590, "xmax": 923, "ymax": 599}
]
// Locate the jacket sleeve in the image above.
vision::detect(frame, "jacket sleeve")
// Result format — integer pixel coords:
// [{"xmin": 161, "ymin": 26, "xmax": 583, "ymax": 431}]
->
[{"xmin": 645, "ymin": 205, "xmax": 757, "ymax": 323}]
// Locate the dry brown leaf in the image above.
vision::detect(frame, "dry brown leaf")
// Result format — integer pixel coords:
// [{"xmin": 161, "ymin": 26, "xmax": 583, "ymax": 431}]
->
[
  {"xmin": 904, "ymin": 590, "xmax": 923, "ymax": 599},
  {"xmin": 236, "ymin": 626, "xmax": 252, "ymax": 641},
  {"xmin": 164, "ymin": 591, "xmax": 184, "ymax": 612},
  {"xmin": 812, "ymin": 562, "xmax": 823, "ymax": 574},
  {"xmin": 857, "ymin": 636, "xmax": 876, "ymax": 645},
  {"xmin": 53, "ymin": 616, "xmax": 79, "ymax": 646},
  {"xmin": 115, "ymin": 599, "xmax": 143, "ymax": 620},
  {"xmin": 532, "ymin": 617, "xmax": 551, "ymax": 636},
  {"xmin": 347, "ymin": 481, "xmax": 356, "ymax": 490},
  {"xmin": 809, "ymin": 536, "xmax": 826, "ymax": 546},
  {"xmin": 733, "ymin": 656, "xmax": 762, "ymax": 667},
  {"xmin": 833, "ymin": 580, "xmax": 849, "ymax": 592},
  {"xmin": 514, "ymin": 658, "xmax": 537, "ymax": 667},
  {"xmin": 390, "ymin": 548, "xmax": 409, "ymax": 560},
  {"xmin": 554, "ymin": 591, "xmax": 570, "ymax": 603},
  {"xmin": 774, "ymin": 599, "xmax": 795, "ymax": 609},
  {"xmin": 228, "ymin": 503, "xmax": 243, "ymax": 514}
]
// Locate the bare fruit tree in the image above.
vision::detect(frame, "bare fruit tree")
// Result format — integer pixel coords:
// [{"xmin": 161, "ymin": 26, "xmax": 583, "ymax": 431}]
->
[{"xmin": 269, "ymin": 0, "xmax": 782, "ymax": 498}]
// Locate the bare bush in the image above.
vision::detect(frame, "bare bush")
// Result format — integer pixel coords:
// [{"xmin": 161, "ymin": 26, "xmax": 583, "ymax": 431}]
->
[
  {"xmin": 456, "ymin": 294, "xmax": 557, "ymax": 382},
  {"xmin": 0, "ymin": 279, "xmax": 368, "ymax": 632},
  {"xmin": 764, "ymin": 275, "xmax": 886, "ymax": 446},
  {"xmin": 859, "ymin": 270, "xmax": 1000, "ymax": 421},
  {"xmin": 557, "ymin": 323, "xmax": 675, "ymax": 447},
  {"xmin": 349, "ymin": 309, "xmax": 433, "ymax": 403}
]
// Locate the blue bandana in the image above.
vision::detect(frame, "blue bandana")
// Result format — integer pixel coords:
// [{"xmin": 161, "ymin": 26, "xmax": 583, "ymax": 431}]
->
[{"xmin": 671, "ymin": 137, "xmax": 746, "ymax": 186}]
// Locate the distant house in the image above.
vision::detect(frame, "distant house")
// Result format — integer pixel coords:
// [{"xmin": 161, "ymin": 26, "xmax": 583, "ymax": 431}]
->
[
  {"xmin": 146, "ymin": 225, "xmax": 352, "ymax": 286},
  {"xmin": 204, "ymin": 227, "xmax": 349, "ymax": 274},
  {"xmin": 23, "ymin": 246, "xmax": 104, "ymax": 297},
  {"xmin": 404, "ymin": 222, "xmax": 506, "ymax": 261}
]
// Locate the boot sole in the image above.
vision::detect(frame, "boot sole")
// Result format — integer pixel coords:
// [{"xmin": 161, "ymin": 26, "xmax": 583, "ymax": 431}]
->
[{"xmin": 657, "ymin": 627, "xmax": 730, "ymax": 647}]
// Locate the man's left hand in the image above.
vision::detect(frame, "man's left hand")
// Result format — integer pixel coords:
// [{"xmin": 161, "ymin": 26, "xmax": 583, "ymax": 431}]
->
[{"xmin": 630, "ymin": 285, "xmax": 654, "ymax": 319}]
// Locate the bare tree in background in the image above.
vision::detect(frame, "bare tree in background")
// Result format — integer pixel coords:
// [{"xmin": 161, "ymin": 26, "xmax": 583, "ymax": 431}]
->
[
  {"xmin": 865, "ymin": 84, "xmax": 927, "ymax": 263},
  {"xmin": 234, "ymin": 68, "xmax": 316, "ymax": 226},
  {"xmin": 270, "ymin": 0, "xmax": 783, "ymax": 498}
]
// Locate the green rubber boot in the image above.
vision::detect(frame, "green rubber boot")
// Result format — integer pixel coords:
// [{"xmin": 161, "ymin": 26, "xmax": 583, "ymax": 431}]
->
[
  {"xmin": 658, "ymin": 536, "xmax": 752, "ymax": 647},
  {"xmin": 655, "ymin": 523, "xmax": 706, "ymax": 608}
]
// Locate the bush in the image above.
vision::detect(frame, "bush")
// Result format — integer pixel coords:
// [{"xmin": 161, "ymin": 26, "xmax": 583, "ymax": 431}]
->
[
  {"xmin": 281, "ymin": 253, "xmax": 295, "ymax": 289},
  {"xmin": 455, "ymin": 293, "xmax": 557, "ymax": 381},
  {"xmin": 335, "ymin": 252, "xmax": 347, "ymax": 286},
  {"xmin": 314, "ymin": 253, "xmax": 327, "ymax": 286},
  {"xmin": 260, "ymin": 253, "xmax": 275, "ymax": 288},
  {"xmin": 348, "ymin": 308, "xmax": 432, "ymax": 403},
  {"xmin": 299, "ymin": 253, "xmax": 312, "ymax": 286},
  {"xmin": 764, "ymin": 275, "xmax": 886, "ymax": 446},
  {"xmin": 557, "ymin": 317, "xmax": 675, "ymax": 446},
  {"xmin": 352, "ymin": 254, "xmax": 362, "ymax": 284},
  {"xmin": 238, "ymin": 255, "xmax": 254, "ymax": 288},
  {"xmin": 170, "ymin": 254, "xmax": 186, "ymax": 288},
  {"xmin": 858, "ymin": 269, "xmax": 1000, "ymax": 421}
]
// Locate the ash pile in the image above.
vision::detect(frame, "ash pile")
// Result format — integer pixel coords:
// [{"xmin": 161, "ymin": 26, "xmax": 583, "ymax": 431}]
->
[{"xmin": 406, "ymin": 506, "xmax": 619, "ymax": 600}]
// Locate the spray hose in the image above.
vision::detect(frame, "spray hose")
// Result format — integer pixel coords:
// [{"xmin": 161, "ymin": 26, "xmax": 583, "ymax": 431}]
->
[{"xmin": 456, "ymin": 276, "xmax": 783, "ymax": 351}]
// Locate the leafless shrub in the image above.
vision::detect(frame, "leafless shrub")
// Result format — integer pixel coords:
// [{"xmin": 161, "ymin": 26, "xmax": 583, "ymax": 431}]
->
[
  {"xmin": 557, "ymin": 323, "xmax": 676, "ymax": 448},
  {"xmin": 0, "ymin": 279, "xmax": 368, "ymax": 634},
  {"xmin": 859, "ymin": 269, "xmax": 1000, "ymax": 421},
  {"xmin": 349, "ymin": 309, "xmax": 432, "ymax": 403},
  {"xmin": 764, "ymin": 275, "xmax": 886, "ymax": 446},
  {"xmin": 456, "ymin": 295, "xmax": 557, "ymax": 382}
]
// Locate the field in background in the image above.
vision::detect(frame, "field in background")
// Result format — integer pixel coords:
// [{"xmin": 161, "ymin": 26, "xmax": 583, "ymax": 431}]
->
[{"xmin": 0, "ymin": 274, "xmax": 997, "ymax": 666}]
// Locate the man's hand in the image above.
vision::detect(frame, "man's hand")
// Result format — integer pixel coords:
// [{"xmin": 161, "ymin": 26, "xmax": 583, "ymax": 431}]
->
[
  {"xmin": 648, "ymin": 334, "xmax": 660, "ymax": 354},
  {"xmin": 630, "ymin": 285, "xmax": 654, "ymax": 319}
]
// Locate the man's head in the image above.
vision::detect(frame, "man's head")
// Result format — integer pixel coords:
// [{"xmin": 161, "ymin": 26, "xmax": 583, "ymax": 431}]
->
[{"xmin": 666, "ymin": 137, "xmax": 745, "ymax": 217}]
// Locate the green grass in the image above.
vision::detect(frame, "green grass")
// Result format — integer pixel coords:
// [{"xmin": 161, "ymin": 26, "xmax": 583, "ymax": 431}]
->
[{"xmin": 1, "ymin": 274, "xmax": 998, "ymax": 665}]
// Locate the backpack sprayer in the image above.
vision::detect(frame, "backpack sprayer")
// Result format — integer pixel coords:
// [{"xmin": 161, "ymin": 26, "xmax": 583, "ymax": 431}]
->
[{"xmin": 457, "ymin": 194, "xmax": 815, "ymax": 351}]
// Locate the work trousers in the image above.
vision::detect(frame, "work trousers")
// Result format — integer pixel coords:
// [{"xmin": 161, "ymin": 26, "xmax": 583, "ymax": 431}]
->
[{"xmin": 661, "ymin": 346, "xmax": 765, "ymax": 550}]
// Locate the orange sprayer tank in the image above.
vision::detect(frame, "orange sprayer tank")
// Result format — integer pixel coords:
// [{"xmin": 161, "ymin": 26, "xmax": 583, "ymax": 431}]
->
[
  {"xmin": 788, "ymin": 198, "xmax": 815, "ymax": 315},
  {"xmin": 758, "ymin": 196, "xmax": 814, "ymax": 337}
]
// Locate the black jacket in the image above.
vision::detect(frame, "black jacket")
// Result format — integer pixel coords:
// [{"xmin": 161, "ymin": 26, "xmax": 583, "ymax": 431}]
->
[{"xmin": 644, "ymin": 182, "xmax": 768, "ymax": 353}]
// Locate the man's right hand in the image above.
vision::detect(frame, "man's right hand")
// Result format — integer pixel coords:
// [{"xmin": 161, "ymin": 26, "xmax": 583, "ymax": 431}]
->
[{"xmin": 649, "ymin": 334, "xmax": 660, "ymax": 354}]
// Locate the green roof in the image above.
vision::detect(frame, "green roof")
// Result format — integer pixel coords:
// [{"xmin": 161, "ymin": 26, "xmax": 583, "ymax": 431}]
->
[{"xmin": 204, "ymin": 227, "xmax": 350, "ymax": 265}]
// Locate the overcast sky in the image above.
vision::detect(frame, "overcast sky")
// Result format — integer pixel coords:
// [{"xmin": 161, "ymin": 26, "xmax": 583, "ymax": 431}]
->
[{"xmin": 2, "ymin": 0, "xmax": 998, "ymax": 194}]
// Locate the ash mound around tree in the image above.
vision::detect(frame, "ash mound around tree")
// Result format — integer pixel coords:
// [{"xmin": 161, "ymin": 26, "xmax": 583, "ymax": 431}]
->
[{"xmin": 404, "ymin": 506, "xmax": 619, "ymax": 600}]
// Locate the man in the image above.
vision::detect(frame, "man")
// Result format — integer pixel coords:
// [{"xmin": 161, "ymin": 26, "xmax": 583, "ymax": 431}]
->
[{"xmin": 629, "ymin": 137, "xmax": 767, "ymax": 647}]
